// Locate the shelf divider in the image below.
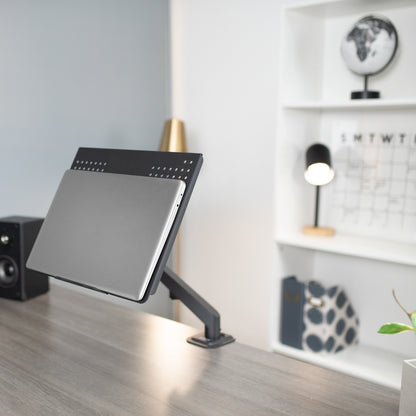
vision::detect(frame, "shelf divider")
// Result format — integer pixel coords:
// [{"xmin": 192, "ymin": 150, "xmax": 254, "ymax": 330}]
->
[
  {"xmin": 282, "ymin": 98, "xmax": 416, "ymax": 110},
  {"xmin": 275, "ymin": 233, "xmax": 416, "ymax": 266},
  {"xmin": 272, "ymin": 342, "xmax": 409, "ymax": 390}
]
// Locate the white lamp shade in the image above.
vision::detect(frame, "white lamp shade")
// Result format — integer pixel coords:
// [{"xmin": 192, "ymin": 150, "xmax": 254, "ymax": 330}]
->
[{"xmin": 304, "ymin": 162, "xmax": 334, "ymax": 186}]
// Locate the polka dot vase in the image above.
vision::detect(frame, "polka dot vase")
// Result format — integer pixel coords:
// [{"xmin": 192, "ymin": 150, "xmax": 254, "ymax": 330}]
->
[
  {"xmin": 280, "ymin": 276, "xmax": 359, "ymax": 354},
  {"xmin": 302, "ymin": 281, "xmax": 359, "ymax": 354}
]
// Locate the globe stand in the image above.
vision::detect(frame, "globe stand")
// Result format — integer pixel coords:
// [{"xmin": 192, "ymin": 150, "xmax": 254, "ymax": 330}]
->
[{"xmin": 351, "ymin": 75, "xmax": 379, "ymax": 100}]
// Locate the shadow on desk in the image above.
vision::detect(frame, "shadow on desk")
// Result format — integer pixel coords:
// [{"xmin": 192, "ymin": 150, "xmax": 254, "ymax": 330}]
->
[{"xmin": 0, "ymin": 285, "xmax": 399, "ymax": 416}]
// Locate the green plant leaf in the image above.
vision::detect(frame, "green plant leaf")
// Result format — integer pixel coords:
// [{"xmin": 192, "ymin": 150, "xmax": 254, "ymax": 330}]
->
[
  {"xmin": 378, "ymin": 323, "xmax": 414, "ymax": 334},
  {"xmin": 411, "ymin": 312, "xmax": 416, "ymax": 334}
]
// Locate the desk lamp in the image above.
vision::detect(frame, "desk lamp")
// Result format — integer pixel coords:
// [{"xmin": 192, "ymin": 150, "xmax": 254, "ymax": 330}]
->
[{"xmin": 303, "ymin": 143, "xmax": 335, "ymax": 237}]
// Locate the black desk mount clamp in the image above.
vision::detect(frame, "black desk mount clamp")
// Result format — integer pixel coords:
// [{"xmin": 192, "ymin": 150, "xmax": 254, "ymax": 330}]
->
[{"xmin": 161, "ymin": 267, "xmax": 235, "ymax": 348}]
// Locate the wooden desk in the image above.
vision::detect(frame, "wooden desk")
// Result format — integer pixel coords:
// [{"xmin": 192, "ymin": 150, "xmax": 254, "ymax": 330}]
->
[{"xmin": 0, "ymin": 284, "xmax": 399, "ymax": 415}]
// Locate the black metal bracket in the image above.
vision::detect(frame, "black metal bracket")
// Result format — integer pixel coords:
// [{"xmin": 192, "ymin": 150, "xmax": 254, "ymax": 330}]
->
[{"xmin": 161, "ymin": 266, "xmax": 235, "ymax": 348}]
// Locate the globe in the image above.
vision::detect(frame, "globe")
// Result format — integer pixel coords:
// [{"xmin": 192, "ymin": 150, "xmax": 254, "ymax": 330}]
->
[{"xmin": 341, "ymin": 15, "xmax": 398, "ymax": 76}]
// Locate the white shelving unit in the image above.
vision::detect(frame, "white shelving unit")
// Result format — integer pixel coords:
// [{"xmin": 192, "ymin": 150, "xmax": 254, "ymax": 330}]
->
[{"xmin": 274, "ymin": 0, "xmax": 416, "ymax": 390}]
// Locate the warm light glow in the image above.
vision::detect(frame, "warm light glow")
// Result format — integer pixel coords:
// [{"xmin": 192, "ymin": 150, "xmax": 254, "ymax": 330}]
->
[{"xmin": 304, "ymin": 162, "xmax": 334, "ymax": 186}]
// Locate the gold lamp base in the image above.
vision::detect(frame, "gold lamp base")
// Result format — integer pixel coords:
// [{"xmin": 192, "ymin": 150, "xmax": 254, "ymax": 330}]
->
[{"xmin": 302, "ymin": 226, "xmax": 335, "ymax": 237}]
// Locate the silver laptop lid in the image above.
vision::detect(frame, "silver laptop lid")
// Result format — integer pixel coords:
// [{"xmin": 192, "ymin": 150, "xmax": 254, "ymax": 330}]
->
[{"xmin": 27, "ymin": 170, "xmax": 185, "ymax": 301}]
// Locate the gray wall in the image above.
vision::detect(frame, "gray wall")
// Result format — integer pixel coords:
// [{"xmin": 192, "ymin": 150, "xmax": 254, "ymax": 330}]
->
[{"xmin": 0, "ymin": 0, "xmax": 172, "ymax": 317}]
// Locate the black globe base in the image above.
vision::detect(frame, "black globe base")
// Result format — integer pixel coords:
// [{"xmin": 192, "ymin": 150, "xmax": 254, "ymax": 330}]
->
[{"xmin": 351, "ymin": 90, "xmax": 380, "ymax": 100}]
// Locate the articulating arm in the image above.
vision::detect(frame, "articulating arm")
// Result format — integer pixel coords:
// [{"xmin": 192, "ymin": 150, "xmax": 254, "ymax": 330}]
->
[{"xmin": 161, "ymin": 267, "xmax": 235, "ymax": 348}]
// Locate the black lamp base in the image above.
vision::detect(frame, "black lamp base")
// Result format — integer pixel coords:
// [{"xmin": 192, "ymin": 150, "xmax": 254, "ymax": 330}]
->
[{"xmin": 351, "ymin": 90, "xmax": 380, "ymax": 100}]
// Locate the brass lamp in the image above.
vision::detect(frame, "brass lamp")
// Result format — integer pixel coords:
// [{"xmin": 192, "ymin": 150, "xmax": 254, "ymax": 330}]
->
[{"xmin": 159, "ymin": 118, "xmax": 188, "ymax": 153}]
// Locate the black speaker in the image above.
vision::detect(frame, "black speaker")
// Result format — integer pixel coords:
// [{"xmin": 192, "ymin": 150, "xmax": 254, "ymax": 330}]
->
[{"xmin": 0, "ymin": 216, "xmax": 49, "ymax": 300}]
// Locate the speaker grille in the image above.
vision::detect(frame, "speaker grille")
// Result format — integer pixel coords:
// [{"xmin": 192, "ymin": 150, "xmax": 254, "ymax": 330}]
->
[{"xmin": 0, "ymin": 256, "xmax": 18, "ymax": 287}]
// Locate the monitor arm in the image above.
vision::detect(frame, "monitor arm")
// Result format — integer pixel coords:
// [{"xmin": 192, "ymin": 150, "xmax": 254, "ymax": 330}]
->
[{"xmin": 161, "ymin": 266, "xmax": 235, "ymax": 348}]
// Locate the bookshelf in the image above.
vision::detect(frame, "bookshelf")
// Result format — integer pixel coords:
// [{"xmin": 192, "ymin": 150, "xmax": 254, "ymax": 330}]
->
[{"xmin": 274, "ymin": 0, "xmax": 416, "ymax": 389}]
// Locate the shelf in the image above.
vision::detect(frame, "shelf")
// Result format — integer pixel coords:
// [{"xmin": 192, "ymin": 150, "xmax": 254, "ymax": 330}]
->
[
  {"xmin": 276, "ymin": 233, "xmax": 416, "ymax": 266},
  {"xmin": 282, "ymin": 98, "xmax": 416, "ymax": 110},
  {"xmin": 272, "ymin": 342, "xmax": 409, "ymax": 390},
  {"xmin": 283, "ymin": 0, "xmax": 416, "ymax": 17}
]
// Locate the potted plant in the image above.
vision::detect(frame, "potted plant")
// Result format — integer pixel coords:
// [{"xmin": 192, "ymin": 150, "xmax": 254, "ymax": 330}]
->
[{"xmin": 378, "ymin": 290, "xmax": 416, "ymax": 416}]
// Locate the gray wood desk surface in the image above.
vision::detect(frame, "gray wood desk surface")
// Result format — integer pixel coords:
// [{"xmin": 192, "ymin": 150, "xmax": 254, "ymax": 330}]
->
[{"xmin": 0, "ymin": 284, "xmax": 399, "ymax": 415}]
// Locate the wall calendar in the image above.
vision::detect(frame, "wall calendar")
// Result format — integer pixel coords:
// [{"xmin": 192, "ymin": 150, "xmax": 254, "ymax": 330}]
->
[{"xmin": 327, "ymin": 130, "xmax": 416, "ymax": 243}]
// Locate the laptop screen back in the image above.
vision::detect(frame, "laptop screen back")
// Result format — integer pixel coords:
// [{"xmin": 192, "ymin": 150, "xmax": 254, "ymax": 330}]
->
[{"xmin": 27, "ymin": 169, "xmax": 185, "ymax": 301}]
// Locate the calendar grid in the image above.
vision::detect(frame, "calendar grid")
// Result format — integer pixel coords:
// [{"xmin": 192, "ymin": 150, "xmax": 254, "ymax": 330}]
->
[{"xmin": 328, "ymin": 131, "xmax": 416, "ymax": 242}]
